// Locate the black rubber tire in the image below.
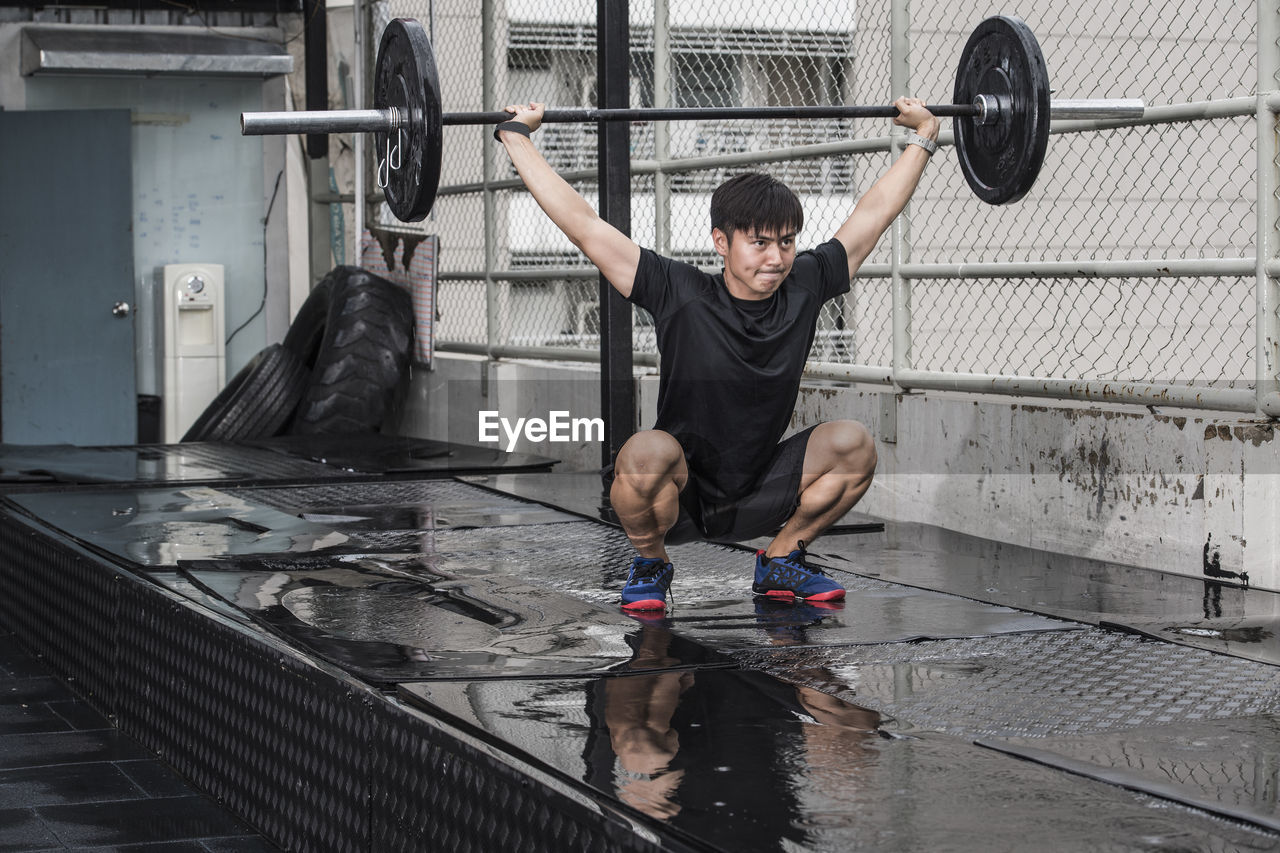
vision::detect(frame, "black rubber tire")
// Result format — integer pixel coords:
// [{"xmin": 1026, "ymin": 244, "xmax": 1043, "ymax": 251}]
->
[
  {"xmin": 181, "ymin": 344, "xmax": 309, "ymax": 442},
  {"xmin": 282, "ymin": 271, "xmax": 337, "ymax": 369},
  {"xmin": 290, "ymin": 269, "xmax": 414, "ymax": 436}
]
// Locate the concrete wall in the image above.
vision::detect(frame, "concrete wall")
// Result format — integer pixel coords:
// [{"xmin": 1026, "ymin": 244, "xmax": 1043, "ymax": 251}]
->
[{"xmin": 401, "ymin": 353, "xmax": 1280, "ymax": 592}]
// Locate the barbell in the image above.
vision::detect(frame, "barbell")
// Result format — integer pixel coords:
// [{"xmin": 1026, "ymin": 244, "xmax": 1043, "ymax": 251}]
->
[{"xmin": 241, "ymin": 15, "xmax": 1144, "ymax": 221}]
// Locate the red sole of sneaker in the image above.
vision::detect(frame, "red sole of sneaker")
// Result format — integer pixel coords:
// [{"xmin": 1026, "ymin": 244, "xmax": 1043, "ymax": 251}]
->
[
  {"xmin": 760, "ymin": 589, "xmax": 845, "ymax": 602},
  {"xmin": 621, "ymin": 600, "xmax": 666, "ymax": 611}
]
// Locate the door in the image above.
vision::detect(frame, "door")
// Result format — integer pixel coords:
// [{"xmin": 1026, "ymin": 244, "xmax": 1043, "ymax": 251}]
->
[{"xmin": 0, "ymin": 109, "xmax": 136, "ymax": 445}]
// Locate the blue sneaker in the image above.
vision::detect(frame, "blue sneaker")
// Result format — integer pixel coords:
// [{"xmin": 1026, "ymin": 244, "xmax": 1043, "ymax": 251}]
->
[
  {"xmin": 752, "ymin": 541, "xmax": 845, "ymax": 601},
  {"xmin": 621, "ymin": 556, "xmax": 674, "ymax": 611}
]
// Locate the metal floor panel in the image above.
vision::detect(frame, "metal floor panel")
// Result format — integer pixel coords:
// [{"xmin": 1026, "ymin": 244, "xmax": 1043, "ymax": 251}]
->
[
  {"xmin": 980, "ymin": 714, "xmax": 1280, "ymax": 834},
  {"xmin": 735, "ymin": 631, "xmax": 1280, "ymax": 739}
]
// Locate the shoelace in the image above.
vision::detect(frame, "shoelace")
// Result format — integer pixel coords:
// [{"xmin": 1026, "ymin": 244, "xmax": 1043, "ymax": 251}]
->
[
  {"xmin": 629, "ymin": 559, "xmax": 668, "ymax": 586},
  {"xmin": 773, "ymin": 541, "xmax": 830, "ymax": 576}
]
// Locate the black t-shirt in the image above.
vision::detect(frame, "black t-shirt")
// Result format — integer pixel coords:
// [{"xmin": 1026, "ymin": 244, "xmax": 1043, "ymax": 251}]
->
[{"xmin": 627, "ymin": 238, "xmax": 851, "ymax": 502}]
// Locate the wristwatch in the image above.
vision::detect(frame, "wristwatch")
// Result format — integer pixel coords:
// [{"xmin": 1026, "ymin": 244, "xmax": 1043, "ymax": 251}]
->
[{"xmin": 905, "ymin": 131, "xmax": 938, "ymax": 155}]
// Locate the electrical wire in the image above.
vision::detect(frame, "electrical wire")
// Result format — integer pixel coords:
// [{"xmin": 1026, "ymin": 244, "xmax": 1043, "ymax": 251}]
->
[{"xmin": 226, "ymin": 168, "xmax": 283, "ymax": 347}]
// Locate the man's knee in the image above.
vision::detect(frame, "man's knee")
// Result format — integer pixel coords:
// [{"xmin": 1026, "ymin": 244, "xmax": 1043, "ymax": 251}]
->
[
  {"xmin": 818, "ymin": 420, "xmax": 877, "ymax": 476},
  {"xmin": 615, "ymin": 430, "xmax": 686, "ymax": 479}
]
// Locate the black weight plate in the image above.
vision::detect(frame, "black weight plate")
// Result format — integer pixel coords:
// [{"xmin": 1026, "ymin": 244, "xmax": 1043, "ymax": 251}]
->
[
  {"xmin": 374, "ymin": 18, "xmax": 442, "ymax": 222},
  {"xmin": 952, "ymin": 16, "xmax": 1050, "ymax": 205}
]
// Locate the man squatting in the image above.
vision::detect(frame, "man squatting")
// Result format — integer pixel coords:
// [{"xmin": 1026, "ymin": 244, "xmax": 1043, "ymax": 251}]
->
[{"xmin": 495, "ymin": 98, "xmax": 940, "ymax": 611}]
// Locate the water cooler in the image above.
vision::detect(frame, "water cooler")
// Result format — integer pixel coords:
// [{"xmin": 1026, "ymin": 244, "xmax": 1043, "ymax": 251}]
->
[{"xmin": 162, "ymin": 263, "xmax": 226, "ymax": 442}]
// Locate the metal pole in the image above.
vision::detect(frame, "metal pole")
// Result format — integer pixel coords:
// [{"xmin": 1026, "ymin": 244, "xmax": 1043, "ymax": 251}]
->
[
  {"xmin": 303, "ymin": 0, "xmax": 329, "ymax": 158},
  {"xmin": 483, "ymin": 0, "xmax": 499, "ymax": 357},
  {"xmin": 1258, "ymin": 0, "xmax": 1280, "ymax": 417},
  {"xmin": 654, "ymin": 0, "xmax": 671, "ymax": 256},
  {"xmin": 598, "ymin": 0, "xmax": 635, "ymax": 469},
  {"xmin": 890, "ymin": 0, "xmax": 912, "ymax": 393},
  {"xmin": 353, "ymin": 0, "xmax": 366, "ymax": 261}
]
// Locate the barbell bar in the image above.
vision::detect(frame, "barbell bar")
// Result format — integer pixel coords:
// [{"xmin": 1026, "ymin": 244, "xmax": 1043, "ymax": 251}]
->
[
  {"xmin": 240, "ymin": 15, "xmax": 1146, "ymax": 221},
  {"xmin": 241, "ymin": 99, "xmax": 1145, "ymax": 136}
]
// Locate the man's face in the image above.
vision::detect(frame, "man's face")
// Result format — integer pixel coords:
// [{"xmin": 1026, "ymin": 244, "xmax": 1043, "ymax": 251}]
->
[{"xmin": 713, "ymin": 226, "xmax": 797, "ymax": 300}]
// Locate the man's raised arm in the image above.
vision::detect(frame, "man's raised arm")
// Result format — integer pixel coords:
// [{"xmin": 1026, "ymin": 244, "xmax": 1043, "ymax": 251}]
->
[
  {"xmin": 496, "ymin": 102, "xmax": 642, "ymax": 298},
  {"xmin": 833, "ymin": 96, "xmax": 940, "ymax": 280}
]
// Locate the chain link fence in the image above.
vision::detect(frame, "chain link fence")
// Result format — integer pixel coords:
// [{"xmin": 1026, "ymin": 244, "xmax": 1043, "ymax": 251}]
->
[{"xmin": 360, "ymin": 0, "xmax": 1277, "ymax": 410}]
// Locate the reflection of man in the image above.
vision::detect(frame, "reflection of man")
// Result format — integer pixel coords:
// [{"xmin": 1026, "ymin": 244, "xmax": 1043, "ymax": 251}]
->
[
  {"xmin": 604, "ymin": 669, "xmax": 691, "ymax": 820},
  {"xmin": 601, "ymin": 624, "xmax": 691, "ymax": 819},
  {"xmin": 590, "ymin": 625, "xmax": 882, "ymax": 844}
]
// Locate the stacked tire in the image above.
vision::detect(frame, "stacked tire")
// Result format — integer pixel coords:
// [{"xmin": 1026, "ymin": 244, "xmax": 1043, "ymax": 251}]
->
[{"xmin": 181, "ymin": 266, "xmax": 414, "ymax": 442}]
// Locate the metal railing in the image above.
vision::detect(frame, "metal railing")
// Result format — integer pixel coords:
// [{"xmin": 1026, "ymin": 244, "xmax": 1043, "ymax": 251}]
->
[{"xmin": 415, "ymin": 0, "xmax": 1280, "ymax": 420}]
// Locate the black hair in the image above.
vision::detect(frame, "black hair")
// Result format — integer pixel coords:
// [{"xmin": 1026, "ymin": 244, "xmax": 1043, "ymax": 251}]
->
[{"xmin": 709, "ymin": 172, "xmax": 804, "ymax": 242}]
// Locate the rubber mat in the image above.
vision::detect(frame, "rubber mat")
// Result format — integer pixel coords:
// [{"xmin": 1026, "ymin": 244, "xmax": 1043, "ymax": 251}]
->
[
  {"xmin": 181, "ymin": 554, "xmax": 730, "ymax": 684},
  {"xmin": 980, "ymin": 714, "xmax": 1280, "ymax": 834},
  {"xmin": 734, "ymin": 630, "xmax": 1280, "ymax": 739},
  {"xmin": 249, "ymin": 434, "xmax": 557, "ymax": 475},
  {"xmin": 144, "ymin": 570, "xmax": 255, "ymax": 625},
  {"xmin": 398, "ymin": 672, "xmax": 1280, "ymax": 852},
  {"xmin": 0, "ymin": 443, "xmax": 349, "ymax": 486},
  {"xmin": 5, "ymin": 487, "xmax": 349, "ymax": 567}
]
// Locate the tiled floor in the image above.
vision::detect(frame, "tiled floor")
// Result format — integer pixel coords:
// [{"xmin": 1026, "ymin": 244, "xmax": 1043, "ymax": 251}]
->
[{"xmin": 0, "ymin": 633, "xmax": 273, "ymax": 852}]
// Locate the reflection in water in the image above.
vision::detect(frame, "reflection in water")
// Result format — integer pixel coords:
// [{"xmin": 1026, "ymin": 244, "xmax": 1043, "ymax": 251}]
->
[
  {"xmin": 282, "ymin": 585, "xmax": 503, "ymax": 648},
  {"xmin": 595, "ymin": 625, "xmax": 882, "ymax": 841},
  {"xmin": 604, "ymin": 629, "xmax": 692, "ymax": 820}
]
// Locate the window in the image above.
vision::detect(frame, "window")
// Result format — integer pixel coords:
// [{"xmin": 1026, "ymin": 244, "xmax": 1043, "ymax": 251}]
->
[{"xmin": 674, "ymin": 54, "xmax": 739, "ymax": 108}]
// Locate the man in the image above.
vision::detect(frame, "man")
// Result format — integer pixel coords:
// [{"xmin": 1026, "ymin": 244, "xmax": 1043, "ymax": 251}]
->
[{"xmin": 496, "ymin": 98, "xmax": 939, "ymax": 611}]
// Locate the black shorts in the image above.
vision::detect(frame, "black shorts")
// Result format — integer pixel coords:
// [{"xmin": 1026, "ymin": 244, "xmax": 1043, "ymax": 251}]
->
[{"xmin": 605, "ymin": 425, "xmax": 818, "ymax": 545}]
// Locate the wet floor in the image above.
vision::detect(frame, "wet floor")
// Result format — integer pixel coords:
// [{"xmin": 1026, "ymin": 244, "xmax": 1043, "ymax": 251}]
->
[
  {"xmin": 807, "ymin": 521, "xmax": 1280, "ymax": 665},
  {"xmin": 5, "ymin": 464, "xmax": 1280, "ymax": 850},
  {"xmin": 402, "ymin": 669, "xmax": 1278, "ymax": 852}
]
